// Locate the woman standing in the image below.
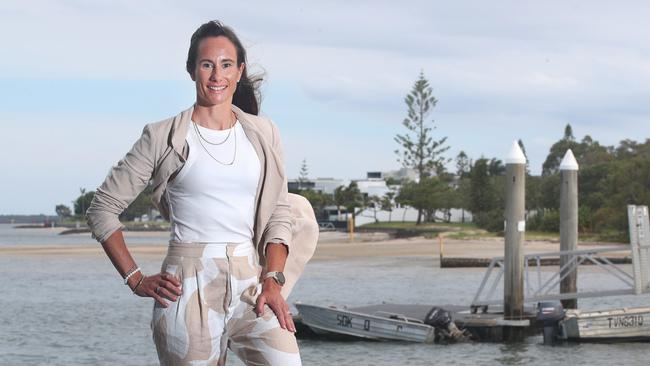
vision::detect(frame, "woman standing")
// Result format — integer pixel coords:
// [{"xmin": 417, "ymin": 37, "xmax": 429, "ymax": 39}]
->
[{"xmin": 87, "ymin": 21, "xmax": 310, "ymax": 365}]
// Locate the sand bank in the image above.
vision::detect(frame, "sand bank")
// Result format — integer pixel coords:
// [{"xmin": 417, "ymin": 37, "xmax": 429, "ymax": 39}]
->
[{"xmin": 0, "ymin": 231, "xmax": 631, "ymax": 264}]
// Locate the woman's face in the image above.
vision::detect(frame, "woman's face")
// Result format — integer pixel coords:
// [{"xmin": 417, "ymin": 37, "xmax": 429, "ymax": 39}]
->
[{"xmin": 192, "ymin": 36, "xmax": 244, "ymax": 108}]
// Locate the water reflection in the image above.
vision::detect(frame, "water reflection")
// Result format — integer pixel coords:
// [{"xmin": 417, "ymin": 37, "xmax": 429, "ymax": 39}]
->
[{"xmin": 495, "ymin": 342, "xmax": 531, "ymax": 365}]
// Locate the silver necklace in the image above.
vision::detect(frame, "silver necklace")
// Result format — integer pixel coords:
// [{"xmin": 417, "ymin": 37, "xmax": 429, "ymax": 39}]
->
[
  {"xmin": 193, "ymin": 114, "xmax": 236, "ymax": 145},
  {"xmin": 193, "ymin": 120, "xmax": 237, "ymax": 165}
]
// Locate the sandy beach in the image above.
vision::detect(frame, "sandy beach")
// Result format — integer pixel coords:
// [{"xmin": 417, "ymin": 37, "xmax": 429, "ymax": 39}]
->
[{"xmin": 0, "ymin": 231, "xmax": 631, "ymax": 262}]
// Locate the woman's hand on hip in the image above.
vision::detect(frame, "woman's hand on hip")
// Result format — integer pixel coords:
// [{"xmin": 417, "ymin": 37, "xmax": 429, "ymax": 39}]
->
[
  {"xmin": 255, "ymin": 278, "xmax": 296, "ymax": 333},
  {"xmin": 132, "ymin": 272, "xmax": 183, "ymax": 307}
]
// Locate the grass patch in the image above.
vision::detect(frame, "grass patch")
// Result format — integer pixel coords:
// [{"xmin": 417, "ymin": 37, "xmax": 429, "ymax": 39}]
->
[
  {"xmin": 360, "ymin": 221, "xmax": 477, "ymax": 230},
  {"xmin": 359, "ymin": 221, "xmax": 629, "ymax": 243},
  {"xmin": 525, "ymin": 231, "xmax": 560, "ymax": 241},
  {"xmin": 444, "ymin": 230, "xmax": 501, "ymax": 240}
]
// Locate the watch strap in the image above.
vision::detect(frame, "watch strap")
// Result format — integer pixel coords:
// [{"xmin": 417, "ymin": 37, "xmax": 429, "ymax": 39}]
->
[{"xmin": 263, "ymin": 271, "xmax": 285, "ymax": 285}]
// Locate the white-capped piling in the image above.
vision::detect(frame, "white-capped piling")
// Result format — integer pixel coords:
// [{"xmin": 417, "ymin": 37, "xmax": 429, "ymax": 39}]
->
[
  {"xmin": 503, "ymin": 141, "xmax": 526, "ymax": 341},
  {"xmin": 559, "ymin": 149, "xmax": 579, "ymax": 309}
]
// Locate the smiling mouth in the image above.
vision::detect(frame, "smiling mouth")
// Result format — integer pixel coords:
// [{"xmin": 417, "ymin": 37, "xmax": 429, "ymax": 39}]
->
[{"xmin": 208, "ymin": 85, "xmax": 227, "ymax": 92}]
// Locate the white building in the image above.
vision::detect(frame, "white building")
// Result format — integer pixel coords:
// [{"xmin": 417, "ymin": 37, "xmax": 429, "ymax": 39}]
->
[
  {"xmin": 354, "ymin": 172, "xmax": 393, "ymax": 199},
  {"xmin": 313, "ymin": 177, "xmax": 348, "ymax": 195},
  {"xmin": 288, "ymin": 170, "xmax": 472, "ymax": 225}
]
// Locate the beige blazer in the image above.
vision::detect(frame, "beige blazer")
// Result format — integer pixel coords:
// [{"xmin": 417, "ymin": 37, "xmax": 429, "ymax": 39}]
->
[{"xmin": 86, "ymin": 104, "xmax": 318, "ymax": 298}]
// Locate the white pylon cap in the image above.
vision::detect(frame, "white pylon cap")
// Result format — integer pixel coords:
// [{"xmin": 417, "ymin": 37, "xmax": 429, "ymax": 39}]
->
[
  {"xmin": 505, "ymin": 140, "xmax": 527, "ymax": 164},
  {"xmin": 559, "ymin": 149, "xmax": 579, "ymax": 170}
]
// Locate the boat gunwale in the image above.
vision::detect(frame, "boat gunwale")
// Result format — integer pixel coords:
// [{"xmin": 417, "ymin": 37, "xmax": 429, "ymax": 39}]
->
[
  {"xmin": 295, "ymin": 303, "xmax": 436, "ymax": 330},
  {"xmin": 294, "ymin": 303, "xmax": 436, "ymax": 342},
  {"xmin": 565, "ymin": 306, "xmax": 650, "ymax": 319}
]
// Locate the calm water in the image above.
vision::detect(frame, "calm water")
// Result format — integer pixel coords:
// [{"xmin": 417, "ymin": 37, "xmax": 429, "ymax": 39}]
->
[
  {"xmin": 0, "ymin": 223, "xmax": 170, "ymax": 247},
  {"xmin": 2, "ymin": 224, "xmax": 650, "ymax": 365}
]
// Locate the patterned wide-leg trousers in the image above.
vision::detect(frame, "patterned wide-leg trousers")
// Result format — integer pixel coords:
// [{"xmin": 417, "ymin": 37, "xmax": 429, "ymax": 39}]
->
[{"xmin": 150, "ymin": 241, "xmax": 302, "ymax": 366}]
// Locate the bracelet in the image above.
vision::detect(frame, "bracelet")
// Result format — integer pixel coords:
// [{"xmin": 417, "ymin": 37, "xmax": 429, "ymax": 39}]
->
[
  {"xmin": 123, "ymin": 264, "xmax": 138, "ymax": 276},
  {"xmin": 124, "ymin": 266, "xmax": 142, "ymax": 285},
  {"xmin": 132, "ymin": 274, "xmax": 146, "ymax": 294}
]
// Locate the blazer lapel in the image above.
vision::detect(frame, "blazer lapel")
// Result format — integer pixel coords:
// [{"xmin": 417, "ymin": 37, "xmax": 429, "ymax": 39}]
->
[
  {"xmin": 170, "ymin": 106, "xmax": 193, "ymax": 160},
  {"xmin": 232, "ymin": 106, "xmax": 284, "ymax": 248}
]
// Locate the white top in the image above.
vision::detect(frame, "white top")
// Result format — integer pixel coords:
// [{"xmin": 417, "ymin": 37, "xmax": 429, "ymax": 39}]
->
[
  {"xmin": 166, "ymin": 120, "xmax": 261, "ymax": 243},
  {"xmin": 559, "ymin": 149, "xmax": 579, "ymax": 171}
]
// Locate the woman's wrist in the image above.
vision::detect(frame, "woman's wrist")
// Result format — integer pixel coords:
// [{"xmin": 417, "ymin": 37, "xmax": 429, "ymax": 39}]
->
[
  {"xmin": 123, "ymin": 266, "xmax": 142, "ymax": 285},
  {"xmin": 262, "ymin": 277, "xmax": 282, "ymax": 292},
  {"xmin": 127, "ymin": 271, "xmax": 146, "ymax": 291}
]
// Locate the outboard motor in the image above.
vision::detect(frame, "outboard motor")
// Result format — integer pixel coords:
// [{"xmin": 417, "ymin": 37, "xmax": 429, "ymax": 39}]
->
[
  {"xmin": 424, "ymin": 307, "xmax": 453, "ymax": 329},
  {"xmin": 424, "ymin": 307, "xmax": 471, "ymax": 343},
  {"xmin": 537, "ymin": 301, "xmax": 565, "ymax": 345}
]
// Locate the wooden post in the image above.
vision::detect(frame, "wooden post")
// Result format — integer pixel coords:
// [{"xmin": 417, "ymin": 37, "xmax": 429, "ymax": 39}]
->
[
  {"xmin": 503, "ymin": 141, "xmax": 526, "ymax": 342},
  {"xmin": 560, "ymin": 149, "xmax": 579, "ymax": 309}
]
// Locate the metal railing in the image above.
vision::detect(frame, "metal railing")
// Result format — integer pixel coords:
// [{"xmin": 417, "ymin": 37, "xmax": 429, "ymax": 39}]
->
[{"xmin": 470, "ymin": 205, "xmax": 650, "ymax": 313}]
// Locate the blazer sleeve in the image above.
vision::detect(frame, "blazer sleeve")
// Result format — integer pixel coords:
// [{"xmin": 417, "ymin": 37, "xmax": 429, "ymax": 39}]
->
[
  {"xmin": 86, "ymin": 124, "xmax": 156, "ymax": 243},
  {"xmin": 261, "ymin": 120, "xmax": 293, "ymax": 254}
]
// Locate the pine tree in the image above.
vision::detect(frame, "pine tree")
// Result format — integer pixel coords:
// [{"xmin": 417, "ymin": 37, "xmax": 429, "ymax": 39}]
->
[
  {"xmin": 394, "ymin": 71, "xmax": 449, "ymax": 224},
  {"xmin": 456, "ymin": 151, "xmax": 470, "ymax": 178},
  {"xmin": 542, "ymin": 124, "xmax": 580, "ymax": 176},
  {"xmin": 298, "ymin": 159, "xmax": 309, "ymax": 190},
  {"xmin": 564, "ymin": 124, "xmax": 575, "ymax": 141}
]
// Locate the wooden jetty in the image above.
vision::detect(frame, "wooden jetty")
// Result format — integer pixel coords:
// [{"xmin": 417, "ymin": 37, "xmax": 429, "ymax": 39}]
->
[
  {"xmin": 471, "ymin": 206, "xmax": 650, "ymax": 311},
  {"xmin": 295, "ymin": 146, "xmax": 650, "ymax": 345}
]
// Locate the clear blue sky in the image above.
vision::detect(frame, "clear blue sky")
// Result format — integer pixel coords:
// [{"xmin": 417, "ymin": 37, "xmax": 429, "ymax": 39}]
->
[{"xmin": 1, "ymin": 0, "xmax": 649, "ymax": 214}]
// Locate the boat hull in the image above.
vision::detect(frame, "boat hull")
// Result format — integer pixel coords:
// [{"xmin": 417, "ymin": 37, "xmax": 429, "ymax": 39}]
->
[
  {"xmin": 560, "ymin": 306, "xmax": 650, "ymax": 341},
  {"xmin": 295, "ymin": 303, "xmax": 436, "ymax": 343}
]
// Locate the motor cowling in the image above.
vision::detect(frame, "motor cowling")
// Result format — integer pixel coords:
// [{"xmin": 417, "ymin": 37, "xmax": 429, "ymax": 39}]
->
[
  {"xmin": 424, "ymin": 307, "xmax": 472, "ymax": 343},
  {"xmin": 537, "ymin": 301, "xmax": 565, "ymax": 345},
  {"xmin": 424, "ymin": 307, "xmax": 453, "ymax": 329}
]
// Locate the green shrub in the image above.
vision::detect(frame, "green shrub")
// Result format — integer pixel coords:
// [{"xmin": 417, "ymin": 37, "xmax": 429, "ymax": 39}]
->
[
  {"xmin": 527, "ymin": 209, "xmax": 559, "ymax": 232},
  {"xmin": 474, "ymin": 209, "xmax": 504, "ymax": 233}
]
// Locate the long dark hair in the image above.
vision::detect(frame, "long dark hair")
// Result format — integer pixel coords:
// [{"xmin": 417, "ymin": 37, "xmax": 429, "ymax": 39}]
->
[{"xmin": 186, "ymin": 20, "xmax": 262, "ymax": 115}]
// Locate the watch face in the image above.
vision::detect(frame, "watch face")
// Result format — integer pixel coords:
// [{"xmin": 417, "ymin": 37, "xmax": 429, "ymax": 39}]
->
[{"xmin": 276, "ymin": 272, "xmax": 286, "ymax": 285}]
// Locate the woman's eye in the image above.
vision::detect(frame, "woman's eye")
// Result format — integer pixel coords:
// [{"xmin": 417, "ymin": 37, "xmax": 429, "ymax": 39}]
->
[
  {"xmin": 222, "ymin": 62, "xmax": 232, "ymax": 68},
  {"xmin": 201, "ymin": 62, "xmax": 214, "ymax": 69}
]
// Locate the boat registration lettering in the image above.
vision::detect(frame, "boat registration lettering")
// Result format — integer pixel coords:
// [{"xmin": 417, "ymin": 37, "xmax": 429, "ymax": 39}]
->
[
  {"xmin": 337, "ymin": 314, "xmax": 352, "ymax": 328},
  {"xmin": 336, "ymin": 315, "xmax": 372, "ymax": 332},
  {"xmin": 607, "ymin": 315, "xmax": 644, "ymax": 328}
]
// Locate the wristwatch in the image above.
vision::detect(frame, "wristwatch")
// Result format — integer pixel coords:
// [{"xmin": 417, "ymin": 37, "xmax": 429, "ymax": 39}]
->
[{"xmin": 263, "ymin": 271, "xmax": 286, "ymax": 286}]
